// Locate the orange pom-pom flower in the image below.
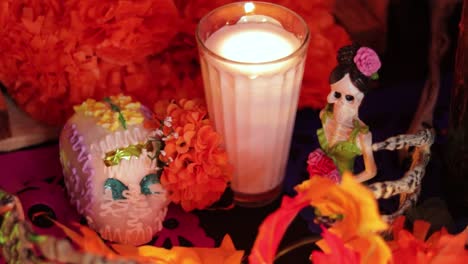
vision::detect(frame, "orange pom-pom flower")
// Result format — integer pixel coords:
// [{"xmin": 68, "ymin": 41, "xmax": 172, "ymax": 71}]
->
[{"xmin": 145, "ymin": 98, "xmax": 232, "ymax": 211}]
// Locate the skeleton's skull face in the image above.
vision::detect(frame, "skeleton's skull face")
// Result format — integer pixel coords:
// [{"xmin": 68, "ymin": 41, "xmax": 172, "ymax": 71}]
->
[
  {"xmin": 327, "ymin": 74, "xmax": 364, "ymax": 123},
  {"xmin": 60, "ymin": 98, "xmax": 168, "ymax": 245}
]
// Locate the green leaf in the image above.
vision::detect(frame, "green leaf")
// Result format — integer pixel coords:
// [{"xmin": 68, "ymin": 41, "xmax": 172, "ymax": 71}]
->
[
  {"xmin": 118, "ymin": 112, "xmax": 127, "ymax": 129},
  {"xmin": 103, "ymin": 97, "xmax": 127, "ymax": 130}
]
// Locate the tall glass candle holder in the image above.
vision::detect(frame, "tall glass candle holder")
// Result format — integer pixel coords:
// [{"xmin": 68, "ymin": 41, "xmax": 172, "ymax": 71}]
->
[{"xmin": 196, "ymin": 1, "xmax": 309, "ymax": 207}]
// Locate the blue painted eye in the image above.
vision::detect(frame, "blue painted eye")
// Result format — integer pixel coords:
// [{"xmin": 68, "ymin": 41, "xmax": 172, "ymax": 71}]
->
[
  {"xmin": 104, "ymin": 178, "xmax": 128, "ymax": 200},
  {"xmin": 140, "ymin": 173, "xmax": 161, "ymax": 195}
]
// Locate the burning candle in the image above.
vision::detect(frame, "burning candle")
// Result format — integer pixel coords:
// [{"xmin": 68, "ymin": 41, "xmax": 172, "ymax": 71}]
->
[
  {"xmin": 205, "ymin": 22, "xmax": 300, "ymax": 70},
  {"xmin": 197, "ymin": 2, "xmax": 309, "ymax": 207}
]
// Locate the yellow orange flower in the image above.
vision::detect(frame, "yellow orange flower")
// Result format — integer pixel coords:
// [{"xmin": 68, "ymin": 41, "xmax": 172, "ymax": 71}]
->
[
  {"xmin": 53, "ymin": 220, "xmax": 243, "ymax": 264},
  {"xmin": 252, "ymin": 162, "xmax": 467, "ymax": 264},
  {"xmin": 297, "ymin": 173, "xmax": 388, "ymax": 236},
  {"xmin": 310, "ymin": 227, "xmax": 360, "ymax": 264},
  {"xmin": 114, "ymin": 234, "xmax": 243, "ymax": 264},
  {"xmin": 296, "ymin": 173, "xmax": 391, "ymax": 264},
  {"xmin": 251, "ymin": 172, "xmax": 391, "ymax": 264}
]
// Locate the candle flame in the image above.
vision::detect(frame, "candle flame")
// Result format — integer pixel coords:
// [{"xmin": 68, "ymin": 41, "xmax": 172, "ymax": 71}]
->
[{"xmin": 244, "ymin": 2, "xmax": 255, "ymax": 13}]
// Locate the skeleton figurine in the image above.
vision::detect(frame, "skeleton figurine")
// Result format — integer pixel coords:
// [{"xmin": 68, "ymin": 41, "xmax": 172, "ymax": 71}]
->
[{"xmin": 307, "ymin": 44, "xmax": 381, "ymax": 183}]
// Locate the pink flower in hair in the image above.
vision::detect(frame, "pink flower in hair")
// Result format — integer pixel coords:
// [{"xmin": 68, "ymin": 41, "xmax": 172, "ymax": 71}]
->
[{"xmin": 353, "ymin": 47, "xmax": 381, "ymax": 78}]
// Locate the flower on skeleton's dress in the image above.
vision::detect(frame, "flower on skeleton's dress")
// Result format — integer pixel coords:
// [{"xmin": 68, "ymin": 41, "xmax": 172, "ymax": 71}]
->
[{"xmin": 307, "ymin": 149, "xmax": 341, "ymax": 183}]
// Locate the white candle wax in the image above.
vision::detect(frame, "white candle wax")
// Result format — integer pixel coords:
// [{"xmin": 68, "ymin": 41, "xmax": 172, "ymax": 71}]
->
[
  {"xmin": 201, "ymin": 21, "xmax": 306, "ymax": 195},
  {"xmin": 205, "ymin": 22, "xmax": 300, "ymax": 76}
]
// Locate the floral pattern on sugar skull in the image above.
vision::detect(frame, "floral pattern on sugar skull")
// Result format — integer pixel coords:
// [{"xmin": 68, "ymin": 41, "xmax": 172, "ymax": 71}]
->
[{"xmin": 60, "ymin": 95, "xmax": 169, "ymax": 245}]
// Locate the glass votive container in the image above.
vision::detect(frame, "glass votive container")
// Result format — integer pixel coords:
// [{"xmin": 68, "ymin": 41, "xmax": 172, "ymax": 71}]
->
[{"xmin": 196, "ymin": 1, "xmax": 309, "ymax": 207}]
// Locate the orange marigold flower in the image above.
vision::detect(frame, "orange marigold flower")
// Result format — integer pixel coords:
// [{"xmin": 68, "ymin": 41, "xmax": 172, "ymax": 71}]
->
[
  {"xmin": 66, "ymin": 0, "xmax": 179, "ymax": 65},
  {"xmin": 165, "ymin": 98, "xmax": 208, "ymax": 127},
  {"xmin": 250, "ymin": 173, "xmax": 390, "ymax": 264},
  {"xmin": 296, "ymin": 173, "xmax": 391, "ymax": 264},
  {"xmin": 310, "ymin": 227, "xmax": 360, "ymax": 264},
  {"xmin": 389, "ymin": 216, "xmax": 468, "ymax": 264},
  {"xmin": 175, "ymin": 124, "xmax": 196, "ymax": 154},
  {"xmin": 0, "ymin": 0, "xmax": 180, "ymax": 125},
  {"xmin": 179, "ymin": 0, "xmax": 233, "ymax": 34},
  {"xmin": 1, "ymin": 0, "xmax": 348, "ymax": 125},
  {"xmin": 143, "ymin": 32, "xmax": 206, "ymax": 106},
  {"xmin": 195, "ymin": 125, "xmax": 221, "ymax": 152},
  {"xmin": 156, "ymin": 98, "xmax": 231, "ymax": 211},
  {"xmin": 54, "ymin": 220, "xmax": 243, "ymax": 263}
]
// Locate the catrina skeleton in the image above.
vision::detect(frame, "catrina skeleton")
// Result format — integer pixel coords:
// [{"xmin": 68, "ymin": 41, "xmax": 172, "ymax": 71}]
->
[
  {"xmin": 308, "ymin": 44, "xmax": 436, "ymax": 222},
  {"xmin": 307, "ymin": 44, "xmax": 379, "ymax": 184}
]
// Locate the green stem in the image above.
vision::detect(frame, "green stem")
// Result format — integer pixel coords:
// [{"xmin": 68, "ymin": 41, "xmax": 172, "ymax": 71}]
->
[{"xmin": 273, "ymin": 235, "xmax": 321, "ymax": 262}]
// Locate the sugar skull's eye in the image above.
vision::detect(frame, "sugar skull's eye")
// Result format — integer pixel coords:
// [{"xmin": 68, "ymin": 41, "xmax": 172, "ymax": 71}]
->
[
  {"xmin": 334, "ymin": 92, "xmax": 341, "ymax": 99},
  {"xmin": 104, "ymin": 178, "xmax": 128, "ymax": 200},
  {"xmin": 345, "ymin": 95, "xmax": 354, "ymax": 102},
  {"xmin": 140, "ymin": 173, "xmax": 161, "ymax": 195}
]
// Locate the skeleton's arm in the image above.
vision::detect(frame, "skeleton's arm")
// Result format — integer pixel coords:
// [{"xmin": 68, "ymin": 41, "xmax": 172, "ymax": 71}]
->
[
  {"xmin": 372, "ymin": 129, "xmax": 434, "ymax": 153},
  {"xmin": 355, "ymin": 132, "xmax": 377, "ymax": 182},
  {"xmin": 367, "ymin": 129, "xmax": 434, "ymax": 221}
]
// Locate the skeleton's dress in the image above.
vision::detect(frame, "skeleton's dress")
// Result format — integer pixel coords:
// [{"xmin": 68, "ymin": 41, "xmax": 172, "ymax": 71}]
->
[{"xmin": 307, "ymin": 104, "xmax": 369, "ymax": 183}]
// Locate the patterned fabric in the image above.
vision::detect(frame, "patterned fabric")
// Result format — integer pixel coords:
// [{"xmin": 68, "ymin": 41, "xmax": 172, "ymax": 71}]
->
[{"xmin": 151, "ymin": 204, "xmax": 214, "ymax": 248}]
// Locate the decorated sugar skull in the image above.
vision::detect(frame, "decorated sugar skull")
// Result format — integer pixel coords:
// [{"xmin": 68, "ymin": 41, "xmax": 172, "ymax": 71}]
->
[{"xmin": 59, "ymin": 95, "xmax": 168, "ymax": 245}]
